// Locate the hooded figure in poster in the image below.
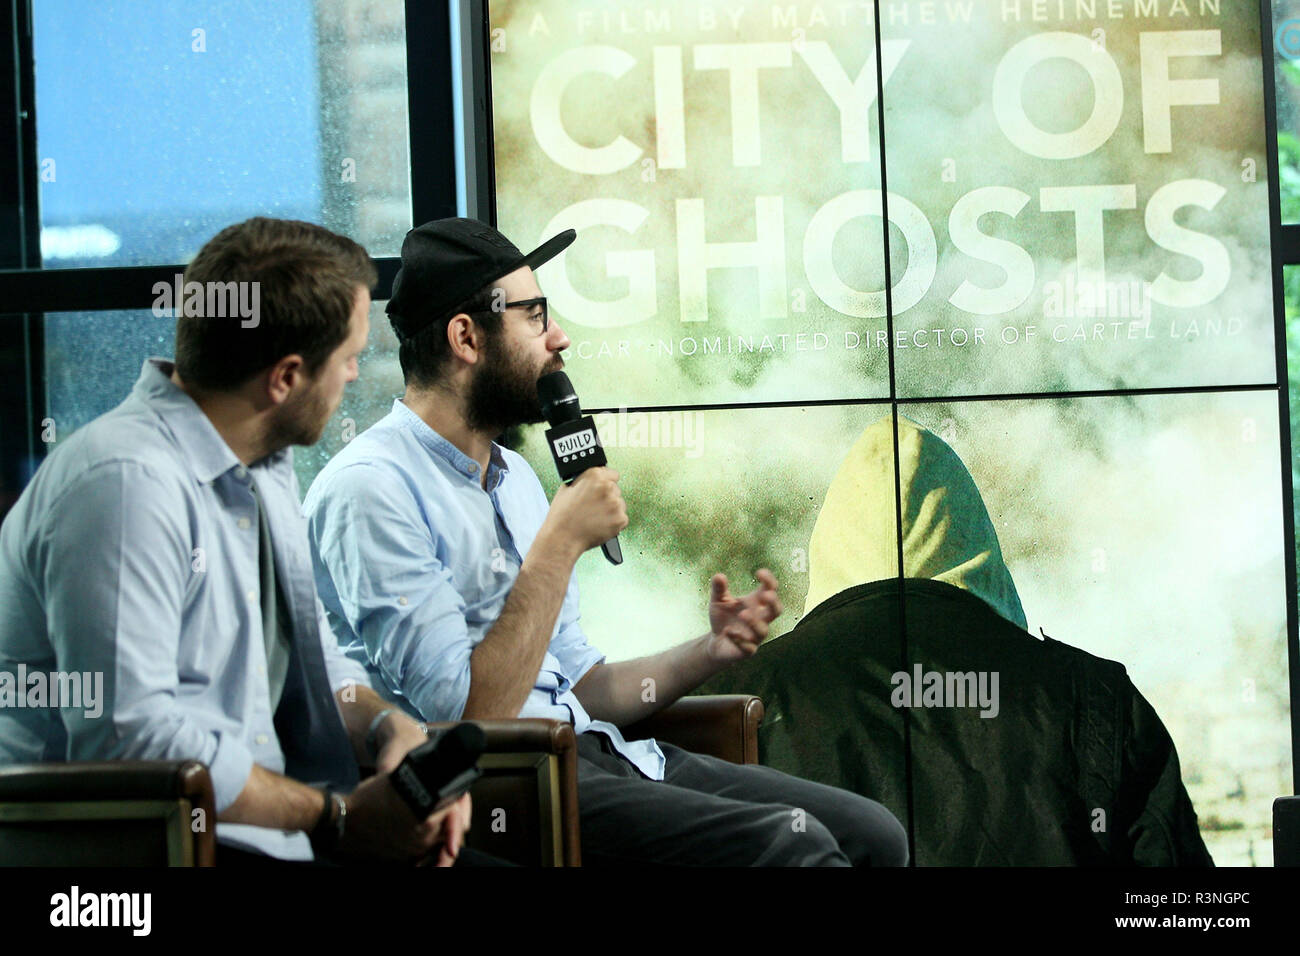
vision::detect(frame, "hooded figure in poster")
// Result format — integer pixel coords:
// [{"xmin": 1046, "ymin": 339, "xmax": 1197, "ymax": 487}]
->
[{"xmin": 702, "ymin": 416, "xmax": 1212, "ymax": 865}]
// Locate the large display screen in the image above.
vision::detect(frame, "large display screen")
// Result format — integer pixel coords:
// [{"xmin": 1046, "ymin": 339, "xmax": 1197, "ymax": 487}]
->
[{"xmin": 489, "ymin": 0, "xmax": 1290, "ymax": 865}]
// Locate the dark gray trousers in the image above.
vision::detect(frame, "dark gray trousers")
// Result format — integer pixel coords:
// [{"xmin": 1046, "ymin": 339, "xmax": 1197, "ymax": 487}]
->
[{"xmin": 575, "ymin": 732, "xmax": 909, "ymax": 867}]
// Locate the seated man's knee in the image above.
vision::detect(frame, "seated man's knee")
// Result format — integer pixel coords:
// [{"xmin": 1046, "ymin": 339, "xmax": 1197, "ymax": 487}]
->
[
  {"xmin": 759, "ymin": 807, "xmax": 850, "ymax": 867},
  {"xmin": 875, "ymin": 813, "xmax": 909, "ymax": 866},
  {"xmin": 824, "ymin": 795, "xmax": 909, "ymax": 867},
  {"xmin": 855, "ymin": 807, "xmax": 908, "ymax": 867}
]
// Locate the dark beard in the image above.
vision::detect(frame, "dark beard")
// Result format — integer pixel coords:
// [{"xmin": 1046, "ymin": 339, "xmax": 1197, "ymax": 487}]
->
[
  {"xmin": 267, "ymin": 380, "xmax": 333, "ymax": 449},
  {"xmin": 465, "ymin": 337, "xmax": 549, "ymax": 434}
]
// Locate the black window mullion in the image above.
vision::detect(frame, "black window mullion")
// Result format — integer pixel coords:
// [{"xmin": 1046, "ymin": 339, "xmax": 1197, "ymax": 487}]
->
[
  {"xmin": 1, "ymin": 0, "xmax": 43, "ymax": 520},
  {"xmin": 1281, "ymin": 223, "xmax": 1300, "ymax": 262},
  {"xmin": 1267, "ymin": 0, "xmax": 1300, "ymax": 790},
  {"xmin": 405, "ymin": 0, "xmax": 458, "ymax": 226},
  {"xmin": 0, "ymin": 258, "xmax": 403, "ymax": 314}
]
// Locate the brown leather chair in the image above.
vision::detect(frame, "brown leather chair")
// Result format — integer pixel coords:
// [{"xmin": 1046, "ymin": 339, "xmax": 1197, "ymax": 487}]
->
[
  {"xmin": 432, "ymin": 693, "xmax": 764, "ymax": 866},
  {"xmin": 0, "ymin": 694, "xmax": 762, "ymax": 867},
  {"xmin": 0, "ymin": 760, "xmax": 216, "ymax": 866},
  {"xmin": 623, "ymin": 693, "xmax": 764, "ymax": 765}
]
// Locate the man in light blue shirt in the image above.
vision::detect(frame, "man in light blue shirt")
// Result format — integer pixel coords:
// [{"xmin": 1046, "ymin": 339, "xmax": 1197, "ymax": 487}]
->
[
  {"xmin": 305, "ymin": 218, "xmax": 909, "ymax": 865},
  {"xmin": 0, "ymin": 218, "xmax": 469, "ymax": 865}
]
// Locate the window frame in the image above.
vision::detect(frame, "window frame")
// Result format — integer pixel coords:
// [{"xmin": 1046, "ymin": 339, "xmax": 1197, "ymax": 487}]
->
[{"xmin": 0, "ymin": 0, "xmax": 1296, "ymax": 796}]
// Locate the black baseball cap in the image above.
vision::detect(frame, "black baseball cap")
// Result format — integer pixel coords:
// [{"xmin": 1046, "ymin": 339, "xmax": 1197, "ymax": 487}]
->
[{"xmin": 386, "ymin": 218, "xmax": 576, "ymax": 339}]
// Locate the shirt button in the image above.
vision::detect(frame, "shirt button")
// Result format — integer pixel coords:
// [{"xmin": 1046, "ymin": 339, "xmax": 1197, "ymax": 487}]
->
[
  {"xmin": 256, "ymin": 663, "xmax": 265, "ymax": 675},
  {"xmin": 246, "ymin": 589, "xmax": 257, "ymax": 602},
  {"xmin": 398, "ymin": 596, "xmax": 408, "ymax": 606},
  {"xmin": 235, "ymin": 467, "xmax": 248, "ymax": 480},
  {"xmin": 238, "ymin": 517, "xmax": 251, "ymax": 530},
  {"xmin": 467, "ymin": 464, "xmax": 477, "ymax": 473},
  {"xmin": 254, "ymin": 734, "xmax": 269, "ymax": 746}
]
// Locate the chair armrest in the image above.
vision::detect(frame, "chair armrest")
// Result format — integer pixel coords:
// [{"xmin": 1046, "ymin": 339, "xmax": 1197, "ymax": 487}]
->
[
  {"xmin": 423, "ymin": 719, "xmax": 580, "ymax": 865},
  {"xmin": 361, "ymin": 718, "xmax": 576, "ymax": 776},
  {"xmin": 424, "ymin": 718, "xmax": 576, "ymax": 756},
  {"xmin": 621, "ymin": 694, "xmax": 765, "ymax": 764},
  {"xmin": 0, "ymin": 761, "xmax": 214, "ymax": 805},
  {"xmin": 0, "ymin": 760, "xmax": 217, "ymax": 866}
]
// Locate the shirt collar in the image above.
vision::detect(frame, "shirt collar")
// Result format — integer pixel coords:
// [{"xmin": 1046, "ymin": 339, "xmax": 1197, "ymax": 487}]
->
[
  {"xmin": 133, "ymin": 358, "xmax": 255, "ymax": 485},
  {"xmin": 391, "ymin": 398, "xmax": 510, "ymax": 487}
]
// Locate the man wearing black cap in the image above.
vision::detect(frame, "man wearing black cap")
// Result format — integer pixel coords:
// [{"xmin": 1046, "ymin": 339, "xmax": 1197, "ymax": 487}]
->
[{"xmin": 303, "ymin": 218, "xmax": 908, "ymax": 866}]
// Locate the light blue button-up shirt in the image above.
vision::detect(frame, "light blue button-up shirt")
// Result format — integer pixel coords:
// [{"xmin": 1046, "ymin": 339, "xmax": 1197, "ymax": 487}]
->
[
  {"xmin": 303, "ymin": 399, "xmax": 665, "ymax": 780},
  {"xmin": 0, "ymin": 359, "xmax": 369, "ymax": 860}
]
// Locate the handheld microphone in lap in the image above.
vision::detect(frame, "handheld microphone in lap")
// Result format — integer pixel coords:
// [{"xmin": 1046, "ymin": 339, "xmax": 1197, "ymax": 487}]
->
[
  {"xmin": 389, "ymin": 721, "xmax": 485, "ymax": 818},
  {"xmin": 537, "ymin": 370, "xmax": 623, "ymax": 566}
]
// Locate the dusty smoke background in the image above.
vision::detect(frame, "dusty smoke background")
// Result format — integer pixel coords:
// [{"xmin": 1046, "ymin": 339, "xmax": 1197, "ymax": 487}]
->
[
  {"xmin": 881, "ymin": 0, "xmax": 1274, "ymax": 395},
  {"xmin": 516, "ymin": 402, "xmax": 899, "ymax": 664},
  {"xmin": 491, "ymin": 0, "xmax": 1289, "ymax": 865},
  {"xmin": 490, "ymin": 0, "xmax": 1273, "ymax": 405},
  {"xmin": 490, "ymin": 0, "xmax": 891, "ymax": 407},
  {"xmin": 518, "ymin": 391, "xmax": 1287, "ymax": 865},
  {"xmin": 904, "ymin": 391, "xmax": 1289, "ymax": 867}
]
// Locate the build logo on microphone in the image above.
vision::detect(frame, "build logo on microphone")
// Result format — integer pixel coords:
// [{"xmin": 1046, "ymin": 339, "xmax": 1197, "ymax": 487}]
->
[{"xmin": 552, "ymin": 428, "xmax": 598, "ymax": 463}]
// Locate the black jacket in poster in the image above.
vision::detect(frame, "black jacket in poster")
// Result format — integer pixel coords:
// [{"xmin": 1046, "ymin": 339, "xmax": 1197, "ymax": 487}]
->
[
  {"xmin": 703, "ymin": 578, "xmax": 1213, "ymax": 866},
  {"xmin": 699, "ymin": 416, "xmax": 1212, "ymax": 866}
]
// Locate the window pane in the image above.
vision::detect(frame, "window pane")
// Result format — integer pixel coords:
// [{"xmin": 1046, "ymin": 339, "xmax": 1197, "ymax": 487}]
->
[
  {"xmin": 486, "ymin": 0, "xmax": 890, "ymax": 409},
  {"xmin": 511, "ymin": 401, "xmax": 898, "ymax": 657},
  {"xmin": 1286, "ymin": 263, "xmax": 1300, "ymax": 613},
  {"xmin": 885, "ymin": 5, "xmax": 1273, "ymax": 396},
  {"xmin": 33, "ymin": 0, "xmax": 410, "ymax": 269},
  {"xmin": 41, "ymin": 298, "xmax": 401, "ymax": 503},
  {"xmin": 45, "ymin": 309, "xmax": 175, "ymax": 438},
  {"xmin": 1276, "ymin": 0, "xmax": 1300, "ymax": 224},
  {"xmin": 899, "ymin": 392, "xmax": 1288, "ymax": 866},
  {"xmin": 292, "ymin": 299, "xmax": 404, "ymax": 494}
]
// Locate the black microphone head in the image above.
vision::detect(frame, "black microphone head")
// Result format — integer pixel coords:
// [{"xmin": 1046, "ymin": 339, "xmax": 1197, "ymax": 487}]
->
[
  {"xmin": 538, "ymin": 370, "xmax": 582, "ymax": 425},
  {"xmin": 444, "ymin": 721, "xmax": 486, "ymax": 760},
  {"xmin": 424, "ymin": 721, "xmax": 486, "ymax": 764}
]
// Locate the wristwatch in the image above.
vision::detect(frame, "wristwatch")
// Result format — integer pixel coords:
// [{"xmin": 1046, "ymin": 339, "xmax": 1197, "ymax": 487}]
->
[{"xmin": 308, "ymin": 786, "xmax": 347, "ymax": 856}]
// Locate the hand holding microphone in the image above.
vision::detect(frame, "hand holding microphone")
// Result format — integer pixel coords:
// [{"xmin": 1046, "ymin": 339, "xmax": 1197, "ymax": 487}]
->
[
  {"xmin": 549, "ymin": 467, "xmax": 627, "ymax": 557},
  {"xmin": 538, "ymin": 371, "xmax": 626, "ymax": 565}
]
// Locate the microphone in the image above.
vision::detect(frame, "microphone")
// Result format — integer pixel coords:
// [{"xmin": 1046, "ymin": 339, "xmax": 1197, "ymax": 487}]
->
[
  {"xmin": 389, "ymin": 722, "xmax": 484, "ymax": 818},
  {"xmin": 537, "ymin": 371, "xmax": 623, "ymax": 566}
]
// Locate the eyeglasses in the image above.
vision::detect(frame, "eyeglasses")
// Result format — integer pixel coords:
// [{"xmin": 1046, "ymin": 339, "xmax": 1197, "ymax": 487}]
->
[
  {"xmin": 472, "ymin": 296, "xmax": 548, "ymax": 335},
  {"xmin": 507, "ymin": 297, "xmax": 548, "ymax": 335}
]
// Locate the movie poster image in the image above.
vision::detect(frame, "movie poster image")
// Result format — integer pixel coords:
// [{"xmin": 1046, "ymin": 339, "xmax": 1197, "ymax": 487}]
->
[
  {"xmin": 726, "ymin": 392, "xmax": 1285, "ymax": 864},
  {"xmin": 488, "ymin": 0, "xmax": 1291, "ymax": 866},
  {"xmin": 514, "ymin": 401, "xmax": 898, "ymax": 660},
  {"xmin": 515, "ymin": 388, "xmax": 1286, "ymax": 863},
  {"xmin": 489, "ymin": 0, "xmax": 1275, "ymax": 407},
  {"xmin": 488, "ymin": 0, "xmax": 893, "ymax": 407},
  {"xmin": 881, "ymin": 0, "xmax": 1275, "ymax": 396},
  {"xmin": 904, "ymin": 393, "xmax": 1287, "ymax": 866}
]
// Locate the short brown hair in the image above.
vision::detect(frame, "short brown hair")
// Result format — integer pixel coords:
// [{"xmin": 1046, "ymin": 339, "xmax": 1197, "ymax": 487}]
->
[{"xmin": 174, "ymin": 217, "xmax": 377, "ymax": 391}]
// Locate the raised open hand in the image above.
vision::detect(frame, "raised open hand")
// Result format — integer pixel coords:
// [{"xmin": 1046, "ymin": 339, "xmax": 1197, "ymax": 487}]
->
[{"xmin": 706, "ymin": 568, "xmax": 783, "ymax": 664}]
